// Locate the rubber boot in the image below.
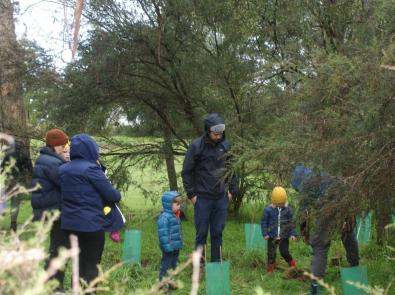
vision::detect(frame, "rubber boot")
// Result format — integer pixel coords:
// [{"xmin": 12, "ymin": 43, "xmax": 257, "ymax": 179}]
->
[
  {"xmin": 10, "ymin": 221, "xmax": 17, "ymax": 232},
  {"xmin": 311, "ymin": 282, "xmax": 322, "ymax": 295},
  {"xmin": 268, "ymin": 263, "xmax": 275, "ymax": 273},
  {"xmin": 288, "ymin": 260, "xmax": 297, "ymax": 268}
]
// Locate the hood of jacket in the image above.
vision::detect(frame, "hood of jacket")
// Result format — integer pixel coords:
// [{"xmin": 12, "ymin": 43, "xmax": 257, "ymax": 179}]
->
[
  {"xmin": 70, "ymin": 133, "xmax": 99, "ymax": 163},
  {"xmin": 291, "ymin": 164, "xmax": 315, "ymax": 192},
  {"xmin": 161, "ymin": 191, "xmax": 181, "ymax": 214}
]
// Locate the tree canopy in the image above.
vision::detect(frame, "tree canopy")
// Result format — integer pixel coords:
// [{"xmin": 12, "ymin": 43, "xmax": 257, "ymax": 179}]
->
[{"xmin": 23, "ymin": 0, "xmax": 395, "ymax": 240}]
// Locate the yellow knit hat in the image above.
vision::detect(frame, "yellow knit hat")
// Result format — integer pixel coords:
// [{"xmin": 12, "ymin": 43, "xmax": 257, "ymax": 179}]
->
[{"xmin": 271, "ymin": 186, "xmax": 287, "ymax": 205}]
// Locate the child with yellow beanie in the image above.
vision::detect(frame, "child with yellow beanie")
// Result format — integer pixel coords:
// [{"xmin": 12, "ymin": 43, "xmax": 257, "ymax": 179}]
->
[{"xmin": 261, "ymin": 186, "xmax": 297, "ymax": 272}]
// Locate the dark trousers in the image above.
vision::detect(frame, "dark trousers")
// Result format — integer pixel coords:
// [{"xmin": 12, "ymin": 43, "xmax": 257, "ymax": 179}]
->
[
  {"xmin": 45, "ymin": 220, "xmax": 70, "ymax": 289},
  {"xmin": 194, "ymin": 197, "xmax": 228, "ymax": 262},
  {"xmin": 7, "ymin": 178, "xmax": 24, "ymax": 230},
  {"xmin": 267, "ymin": 238, "xmax": 293, "ymax": 264},
  {"xmin": 310, "ymin": 229, "xmax": 359, "ymax": 277},
  {"xmin": 159, "ymin": 250, "xmax": 179, "ymax": 280},
  {"xmin": 67, "ymin": 230, "xmax": 105, "ymax": 285},
  {"xmin": 10, "ymin": 193, "xmax": 20, "ymax": 223},
  {"xmin": 9, "ymin": 193, "xmax": 22, "ymax": 231}
]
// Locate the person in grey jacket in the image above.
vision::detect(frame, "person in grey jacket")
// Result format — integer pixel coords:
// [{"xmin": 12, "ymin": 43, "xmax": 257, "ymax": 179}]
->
[{"xmin": 291, "ymin": 164, "xmax": 359, "ymax": 295}]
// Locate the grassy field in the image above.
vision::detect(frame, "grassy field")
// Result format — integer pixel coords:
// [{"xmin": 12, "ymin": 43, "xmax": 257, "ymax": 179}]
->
[
  {"xmin": 100, "ymin": 201, "xmax": 395, "ymax": 295},
  {"xmin": 0, "ymin": 138, "xmax": 394, "ymax": 294},
  {"xmin": 1, "ymin": 188, "xmax": 394, "ymax": 294}
]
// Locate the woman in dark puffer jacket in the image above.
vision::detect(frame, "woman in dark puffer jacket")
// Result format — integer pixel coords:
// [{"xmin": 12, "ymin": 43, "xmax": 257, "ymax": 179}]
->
[
  {"xmin": 60, "ymin": 133, "xmax": 121, "ymax": 287},
  {"xmin": 31, "ymin": 128, "xmax": 69, "ymax": 291}
]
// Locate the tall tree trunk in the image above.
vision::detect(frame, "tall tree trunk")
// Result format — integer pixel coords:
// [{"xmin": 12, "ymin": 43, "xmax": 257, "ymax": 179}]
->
[
  {"xmin": 375, "ymin": 163, "xmax": 393, "ymax": 244},
  {"xmin": 183, "ymin": 101, "xmax": 202, "ymax": 137},
  {"xmin": 233, "ymin": 164, "xmax": 245, "ymax": 215},
  {"xmin": 162, "ymin": 122, "xmax": 178, "ymax": 191},
  {"xmin": 0, "ymin": 0, "xmax": 30, "ymax": 145},
  {"xmin": 157, "ymin": 97, "xmax": 178, "ymax": 191},
  {"xmin": 376, "ymin": 194, "xmax": 391, "ymax": 244},
  {"xmin": 0, "ymin": 0, "xmax": 31, "ymax": 232}
]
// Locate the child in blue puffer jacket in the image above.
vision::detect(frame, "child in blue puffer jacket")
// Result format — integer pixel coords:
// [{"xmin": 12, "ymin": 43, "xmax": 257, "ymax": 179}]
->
[
  {"xmin": 261, "ymin": 186, "xmax": 297, "ymax": 273},
  {"xmin": 157, "ymin": 191, "xmax": 183, "ymax": 281}
]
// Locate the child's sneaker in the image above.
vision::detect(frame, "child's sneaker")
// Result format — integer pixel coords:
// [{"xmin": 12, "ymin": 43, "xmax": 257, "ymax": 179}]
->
[
  {"xmin": 288, "ymin": 260, "xmax": 297, "ymax": 268},
  {"xmin": 268, "ymin": 263, "xmax": 275, "ymax": 273},
  {"xmin": 110, "ymin": 231, "xmax": 121, "ymax": 243}
]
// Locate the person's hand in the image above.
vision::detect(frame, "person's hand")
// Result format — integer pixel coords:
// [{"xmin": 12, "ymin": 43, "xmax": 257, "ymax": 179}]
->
[
  {"xmin": 264, "ymin": 235, "xmax": 270, "ymax": 240},
  {"xmin": 290, "ymin": 236, "xmax": 296, "ymax": 241},
  {"xmin": 191, "ymin": 196, "xmax": 197, "ymax": 205},
  {"xmin": 227, "ymin": 192, "xmax": 233, "ymax": 201}
]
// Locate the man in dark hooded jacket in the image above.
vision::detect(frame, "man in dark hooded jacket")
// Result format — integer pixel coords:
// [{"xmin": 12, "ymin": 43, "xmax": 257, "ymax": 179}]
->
[{"xmin": 182, "ymin": 113, "xmax": 237, "ymax": 262}]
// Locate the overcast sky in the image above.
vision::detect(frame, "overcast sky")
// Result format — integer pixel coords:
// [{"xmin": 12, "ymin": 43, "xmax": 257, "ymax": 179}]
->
[{"xmin": 15, "ymin": 0, "xmax": 83, "ymax": 68}]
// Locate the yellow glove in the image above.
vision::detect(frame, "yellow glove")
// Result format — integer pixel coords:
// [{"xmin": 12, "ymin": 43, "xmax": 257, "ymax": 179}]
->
[{"xmin": 103, "ymin": 206, "xmax": 111, "ymax": 215}]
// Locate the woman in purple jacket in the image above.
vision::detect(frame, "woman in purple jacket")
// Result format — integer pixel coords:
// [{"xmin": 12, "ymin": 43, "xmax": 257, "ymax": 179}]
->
[{"xmin": 59, "ymin": 133, "xmax": 121, "ymax": 286}]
